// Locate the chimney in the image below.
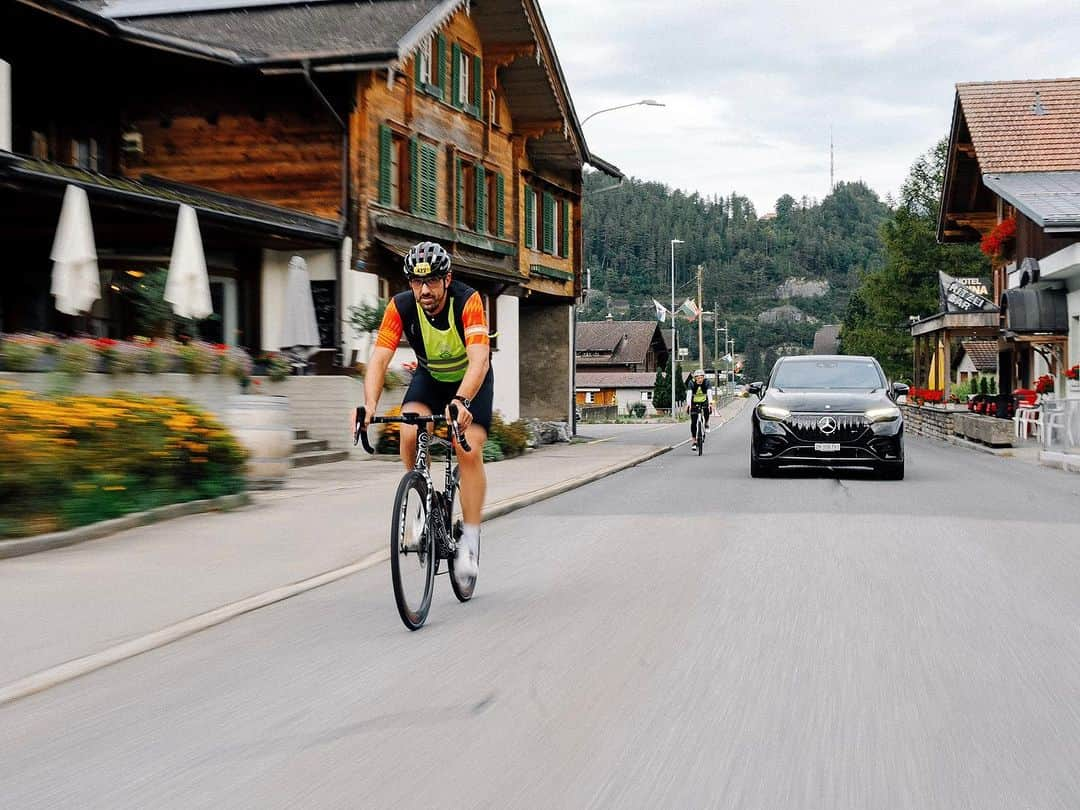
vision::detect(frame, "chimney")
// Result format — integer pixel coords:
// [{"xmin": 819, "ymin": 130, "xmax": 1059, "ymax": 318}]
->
[{"xmin": 0, "ymin": 60, "xmax": 11, "ymax": 152}]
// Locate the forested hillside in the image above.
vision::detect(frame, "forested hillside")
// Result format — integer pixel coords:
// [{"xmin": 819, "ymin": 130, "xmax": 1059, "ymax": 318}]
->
[{"xmin": 580, "ymin": 173, "xmax": 890, "ymax": 377}]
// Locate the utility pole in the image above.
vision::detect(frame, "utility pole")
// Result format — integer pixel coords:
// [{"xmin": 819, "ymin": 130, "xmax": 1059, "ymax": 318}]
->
[
  {"xmin": 830, "ymin": 126, "xmax": 835, "ymax": 193},
  {"xmin": 696, "ymin": 264, "xmax": 705, "ymax": 369},
  {"xmin": 713, "ymin": 299, "xmax": 719, "ymax": 386}
]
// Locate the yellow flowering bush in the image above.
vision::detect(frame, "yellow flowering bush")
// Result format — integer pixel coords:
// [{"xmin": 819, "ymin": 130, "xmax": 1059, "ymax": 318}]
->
[{"xmin": 0, "ymin": 387, "xmax": 247, "ymax": 539}]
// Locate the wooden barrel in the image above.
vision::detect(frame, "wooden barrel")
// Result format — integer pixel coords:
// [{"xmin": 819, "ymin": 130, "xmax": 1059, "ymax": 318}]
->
[{"xmin": 224, "ymin": 394, "xmax": 291, "ymax": 489}]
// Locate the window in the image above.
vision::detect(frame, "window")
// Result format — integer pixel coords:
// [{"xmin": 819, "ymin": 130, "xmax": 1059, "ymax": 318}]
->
[
  {"xmin": 451, "ymin": 42, "xmax": 482, "ymax": 117},
  {"xmin": 641, "ymin": 391, "xmax": 653, "ymax": 402},
  {"xmin": 378, "ymin": 125, "xmax": 411, "ymax": 211},
  {"xmin": 489, "ymin": 89, "xmax": 500, "ymax": 128},
  {"xmin": 542, "ymin": 191, "xmax": 555, "ymax": 254},
  {"xmin": 414, "ymin": 35, "xmax": 446, "ymax": 99},
  {"xmin": 585, "ymin": 392, "xmax": 595, "ymax": 404},
  {"xmin": 71, "ymin": 138, "xmax": 99, "ymax": 171}
]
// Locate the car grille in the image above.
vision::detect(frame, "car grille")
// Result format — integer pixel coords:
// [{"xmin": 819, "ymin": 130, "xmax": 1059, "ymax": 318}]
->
[{"xmin": 783, "ymin": 413, "xmax": 870, "ymax": 442}]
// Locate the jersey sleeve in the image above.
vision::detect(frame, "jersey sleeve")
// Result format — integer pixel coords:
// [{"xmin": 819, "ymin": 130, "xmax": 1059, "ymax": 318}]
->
[
  {"xmin": 374, "ymin": 297, "xmax": 404, "ymax": 350},
  {"xmin": 460, "ymin": 292, "xmax": 490, "ymax": 347}
]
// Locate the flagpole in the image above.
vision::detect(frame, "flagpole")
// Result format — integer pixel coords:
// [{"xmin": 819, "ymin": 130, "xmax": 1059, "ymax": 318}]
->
[{"xmin": 670, "ymin": 239, "xmax": 683, "ymax": 420}]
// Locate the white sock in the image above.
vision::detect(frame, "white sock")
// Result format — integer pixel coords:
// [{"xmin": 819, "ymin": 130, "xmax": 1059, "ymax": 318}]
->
[{"xmin": 460, "ymin": 523, "xmax": 480, "ymax": 547}]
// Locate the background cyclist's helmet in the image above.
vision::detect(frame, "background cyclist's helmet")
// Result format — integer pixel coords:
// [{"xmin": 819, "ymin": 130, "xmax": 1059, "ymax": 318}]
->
[
  {"xmin": 693, "ymin": 368, "xmax": 705, "ymax": 377},
  {"xmin": 403, "ymin": 241, "xmax": 451, "ymax": 279}
]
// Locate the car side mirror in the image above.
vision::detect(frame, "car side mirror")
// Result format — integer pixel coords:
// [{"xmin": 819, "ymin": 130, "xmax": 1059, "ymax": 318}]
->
[
  {"xmin": 891, "ymin": 382, "xmax": 909, "ymax": 400},
  {"xmin": 748, "ymin": 381, "xmax": 764, "ymax": 398}
]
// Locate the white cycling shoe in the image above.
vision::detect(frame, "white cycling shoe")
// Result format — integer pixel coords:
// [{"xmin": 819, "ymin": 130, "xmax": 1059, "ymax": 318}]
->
[{"xmin": 454, "ymin": 529, "xmax": 480, "ymax": 581}]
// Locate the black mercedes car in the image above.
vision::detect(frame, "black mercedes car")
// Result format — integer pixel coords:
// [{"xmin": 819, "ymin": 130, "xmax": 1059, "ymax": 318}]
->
[{"xmin": 748, "ymin": 355, "xmax": 907, "ymax": 479}]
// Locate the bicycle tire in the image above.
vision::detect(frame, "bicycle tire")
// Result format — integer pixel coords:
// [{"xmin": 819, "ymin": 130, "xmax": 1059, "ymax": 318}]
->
[
  {"xmin": 446, "ymin": 468, "xmax": 478, "ymax": 602},
  {"xmin": 390, "ymin": 471, "xmax": 435, "ymax": 630}
]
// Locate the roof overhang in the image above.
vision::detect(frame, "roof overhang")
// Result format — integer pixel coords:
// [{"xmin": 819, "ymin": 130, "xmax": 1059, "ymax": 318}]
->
[
  {"xmin": 982, "ymin": 171, "xmax": 1080, "ymax": 232},
  {"xmin": 586, "ymin": 154, "xmax": 624, "ymax": 181},
  {"xmin": 0, "ymin": 153, "xmax": 342, "ymax": 242},
  {"xmin": 910, "ymin": 310, "xmax": 1000, "ymax": 338}
]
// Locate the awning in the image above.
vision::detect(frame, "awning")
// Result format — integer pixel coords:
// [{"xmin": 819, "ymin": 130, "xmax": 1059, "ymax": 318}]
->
[
  {"xmin": 0, "ymin": 153, "xmax": 342, "ymax": 243},
  {"xmin": 1000, "ymin": 287, "xmax": 1069, "ymax": 334}
]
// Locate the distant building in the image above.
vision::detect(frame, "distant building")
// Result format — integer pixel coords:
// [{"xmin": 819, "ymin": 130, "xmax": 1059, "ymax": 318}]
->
[
  {"xmin": 575, "ymin": 320, "xmax": 669, "ymax": 374},
  {"xmin": 813, "ymin": 325, "xmax": 842, "ymax": 354}
]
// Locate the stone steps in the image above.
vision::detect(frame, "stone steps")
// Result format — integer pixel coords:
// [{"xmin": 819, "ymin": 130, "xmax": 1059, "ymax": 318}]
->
[{"xmin": 290, "ymin": 428, "xmax": 349, "ymax": 468}]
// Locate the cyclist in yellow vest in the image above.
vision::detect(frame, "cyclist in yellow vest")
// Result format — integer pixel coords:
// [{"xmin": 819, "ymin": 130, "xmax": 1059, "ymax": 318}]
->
[
  {"xmin": 685, "ymin": 368, "xmax": 713, "ymax": 451},
  {"xmin": 362, "ymin": 242, "xmax": 491, "ymax": 582}
]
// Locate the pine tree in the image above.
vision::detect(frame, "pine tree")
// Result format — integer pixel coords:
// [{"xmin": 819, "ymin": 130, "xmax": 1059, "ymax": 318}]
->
[{"xmin": 652, "ymin": 366, "xmax": 671, "ymax": 410}]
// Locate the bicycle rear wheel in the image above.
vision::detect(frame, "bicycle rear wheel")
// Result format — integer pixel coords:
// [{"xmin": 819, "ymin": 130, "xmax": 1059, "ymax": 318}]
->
[
  {"xmin": 390, "ymin": 471, "xmax": 435, "ymax": 630},
  {"xmin": 697, "ymin": 414, "xmax": 704, "ymax": 456}
]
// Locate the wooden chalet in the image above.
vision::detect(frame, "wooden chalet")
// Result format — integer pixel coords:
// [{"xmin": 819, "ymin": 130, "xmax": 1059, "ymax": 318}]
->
[
  {"xmin": 938, "ymin": 78, "xmax": 1080, "ymax": 400},
  {"xmin": 1, "ymin": 0, "xmax": 619, "ymax": 422},
  {"xmin": 575, "ymin": 320, "xmax": 670, "ymax": 374}
]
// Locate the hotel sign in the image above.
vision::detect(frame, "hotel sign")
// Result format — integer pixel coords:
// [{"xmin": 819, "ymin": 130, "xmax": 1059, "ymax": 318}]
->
[{"xmin": 939, "ymin": 272, "xmax": 995, "ymax": 313}]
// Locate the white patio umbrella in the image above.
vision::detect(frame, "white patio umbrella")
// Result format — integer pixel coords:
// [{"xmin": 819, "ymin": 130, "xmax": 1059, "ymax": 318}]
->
[
  {"xmin": 280, "ymin": 255, "xmax": 321, "ymax": 362},
  {"xmin": 49, "ymin": 184, "xmax": 100, "ymax": 316},
  {"xmin": 164, "ymin": 204, "xmax": 213, "ymax": 320}
]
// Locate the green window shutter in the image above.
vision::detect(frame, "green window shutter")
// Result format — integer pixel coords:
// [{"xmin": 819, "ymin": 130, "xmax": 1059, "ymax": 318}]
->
[
  {"xmin": 542, "ymin": 192, "xmax": 554, "ymax": 253},
  {"xmin": 475, "ymin": 165, "xmax": 486, "ymax": 232},
  {"xmin": 414, "ymin": 50, "xmax": 422, "ymax": 88},
  {"xmin": 420, "ymin": 143, "xmax": 439, "ymax": 218},
  {"xmin": 437, "ymin": 35, "xmax": 447, "ymax": 95},
  {"xmin": 561, "ymin": 200, "xmax": 571, "ymax": 257},
  {"xmin": 409, "ymin": 137, "xmax": 419, "ymax": 215},
  {"xmin": 472, "ymin": 55, "xmax": 482, "ymax": 118},
  {"xmin": 451, "ymin": 43, "xmax": 461, "ymax": 107},
  {"xmin": 496, "ymin": 173, "xmax": 505, "ymax": 237},
  {"xmin": 455, "ymin": 156, "xmax": 464, "ymax": 226},
  {"xmin": 524, "ymin": 188, "xmax": 534, "ymax": 249},
  {"xmin": 378, "ymin": 125, "xmax": 392, "ymax": 206}
]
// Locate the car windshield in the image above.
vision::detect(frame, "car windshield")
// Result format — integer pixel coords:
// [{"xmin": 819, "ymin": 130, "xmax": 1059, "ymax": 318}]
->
[{"xmin": 772, "ymin": 360, "xmax": 884, "ymax": 390}]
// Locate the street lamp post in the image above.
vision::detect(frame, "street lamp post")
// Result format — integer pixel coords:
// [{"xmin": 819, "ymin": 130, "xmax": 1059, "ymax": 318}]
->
[{"xmin": 670, "ymin": 238, "xmax": 684, "ymax": 420}]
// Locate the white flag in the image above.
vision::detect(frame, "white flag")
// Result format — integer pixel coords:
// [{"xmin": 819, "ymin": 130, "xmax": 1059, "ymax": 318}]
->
[
  {"xmin": 652, "ymin": 298, "xmax": 668, "ymax": 323},
  {"xmin": 723, "ymin": 353, "xmax": 734, "ymax": 362},
  {"xmin": 679, "ymin": 298, "xmax": 701, "ymax": 320}
]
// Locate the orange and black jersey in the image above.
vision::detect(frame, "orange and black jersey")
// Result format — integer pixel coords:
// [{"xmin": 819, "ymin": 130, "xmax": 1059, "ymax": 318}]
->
[{"xmin": 375, "ymin": 279, "xmax": 490, "ymax": 361}]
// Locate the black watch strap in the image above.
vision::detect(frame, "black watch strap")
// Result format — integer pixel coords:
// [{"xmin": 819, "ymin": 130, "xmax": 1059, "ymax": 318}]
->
[{"xmin": 453, "ymin": 394, "xmax": 471, "ymax": 408}]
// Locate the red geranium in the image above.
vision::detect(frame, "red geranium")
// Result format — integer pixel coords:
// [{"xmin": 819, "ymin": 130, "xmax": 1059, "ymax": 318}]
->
[
  {"xmin": 980, "ymin": 217, "xmax": 1016, "ymax": 258},
  {"xmin": 1035, "ymin": 374, "xmax": 1054, "ymax": 395},
  {"xmin": 1067, "ymin": 365, "xmax": 1080, "ymax": 381}
]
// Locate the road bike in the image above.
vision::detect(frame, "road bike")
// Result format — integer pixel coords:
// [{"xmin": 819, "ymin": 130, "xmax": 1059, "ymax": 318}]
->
[
  {"xmin": 354, "ymin": 405, "xmax": 477, "ymax": 630},
  {"xmin": 691, "ymin": 406, "xmax": 708, "ymax": 456}
]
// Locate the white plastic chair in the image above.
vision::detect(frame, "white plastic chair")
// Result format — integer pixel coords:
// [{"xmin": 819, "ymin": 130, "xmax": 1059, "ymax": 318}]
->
[{"xmin": 1014, "ymin": 406, "xmax": 1040, "ymax": 440}]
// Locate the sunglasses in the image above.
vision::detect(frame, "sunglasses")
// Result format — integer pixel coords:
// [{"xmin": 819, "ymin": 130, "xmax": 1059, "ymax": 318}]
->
[{"xmin": 407, "ymin": 276, "xmax": 446, "ymax": 289}]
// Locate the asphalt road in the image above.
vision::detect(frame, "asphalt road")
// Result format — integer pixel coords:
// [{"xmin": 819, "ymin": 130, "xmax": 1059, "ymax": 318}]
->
[{"xmin": 4, "ymin": 409, "xmax": 1080, "ymax": 809}]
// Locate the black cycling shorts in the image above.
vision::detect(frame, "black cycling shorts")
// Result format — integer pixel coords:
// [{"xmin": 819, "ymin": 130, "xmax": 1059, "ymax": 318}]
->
[{"xmin": 402, "ymin": 367, "xmax": 494, "ymax": 433}]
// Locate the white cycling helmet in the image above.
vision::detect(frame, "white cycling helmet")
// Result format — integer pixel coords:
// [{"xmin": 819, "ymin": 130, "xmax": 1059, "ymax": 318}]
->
[{"xmin": 693, "ymin": 368, "xmax": 705, "ymax": 377}]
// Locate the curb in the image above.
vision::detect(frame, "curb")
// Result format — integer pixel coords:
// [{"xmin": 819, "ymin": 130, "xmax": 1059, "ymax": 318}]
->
[
  {"xmin": 1040, "ymin": 450, "xmax": 1080, "ymax": 473},
  {"xmin": 0, "ymin": 444, "xmax": 675, "ymax": 706},
  {"xmin": 0, "ymin": 493, "xmax": 252, "ymax": 561}
]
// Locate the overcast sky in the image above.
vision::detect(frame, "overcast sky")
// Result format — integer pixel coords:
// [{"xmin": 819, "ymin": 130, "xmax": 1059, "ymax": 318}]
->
[{"xmin": 541, "ymin": 0, "xmax": 1080, "ymax": 213}]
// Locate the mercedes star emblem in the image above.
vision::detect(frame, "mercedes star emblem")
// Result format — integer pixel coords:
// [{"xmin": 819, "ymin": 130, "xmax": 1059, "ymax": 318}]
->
[{"xmin": 818, "ymin": 416, "xmax": 838, "ymax": 435}]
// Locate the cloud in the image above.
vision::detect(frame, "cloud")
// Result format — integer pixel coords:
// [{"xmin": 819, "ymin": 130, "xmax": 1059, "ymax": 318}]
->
[{"xmin": 541, "ymin": 0, "xmax": 1080, "ymax": 211}]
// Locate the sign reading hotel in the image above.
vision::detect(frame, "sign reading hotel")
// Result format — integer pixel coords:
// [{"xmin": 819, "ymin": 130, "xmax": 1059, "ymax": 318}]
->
[{"xmin": 939, "ymin": 271, "xmax": 995, "ymax": 313}]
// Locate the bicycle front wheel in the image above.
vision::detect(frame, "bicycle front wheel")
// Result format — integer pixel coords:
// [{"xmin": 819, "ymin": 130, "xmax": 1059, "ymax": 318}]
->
[{"xmin": 390, "ymin": 471, "xmax": 435, "ymax": 630}]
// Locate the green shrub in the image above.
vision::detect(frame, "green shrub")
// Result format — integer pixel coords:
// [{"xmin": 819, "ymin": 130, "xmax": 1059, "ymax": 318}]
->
[
  {"xmin": 0, "ymin": 337, "xmax": 40, "ymax": 371},
  {"xmin": 489, "ymin": 412, "xmax": 529, "ymax": 458},
  {"xmin": 482, "ymin": 439, "xmax": 504, "ymax": 462},
  {"xmin": 56, "ymin": 340, "xmax": 96, "ymax": 375}
]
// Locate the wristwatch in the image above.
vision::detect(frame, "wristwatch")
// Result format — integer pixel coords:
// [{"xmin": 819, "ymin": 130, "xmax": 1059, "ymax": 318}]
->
[{"xmin": 453, "ymin": 394, "xmax": 472, "ymax": 409}]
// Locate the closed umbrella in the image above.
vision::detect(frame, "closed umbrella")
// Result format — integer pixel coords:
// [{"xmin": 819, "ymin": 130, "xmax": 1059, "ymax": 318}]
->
[
  {"xmin": 49, "ymin": 184, "xmax": 100, "ymax": 316},
  {"xmin": 279, "ymin": 255, "xmax": 321, "ymax": 365},
  {"xmin": 164, "ymin": 204, "xmax": 213, "ymax": 320}
]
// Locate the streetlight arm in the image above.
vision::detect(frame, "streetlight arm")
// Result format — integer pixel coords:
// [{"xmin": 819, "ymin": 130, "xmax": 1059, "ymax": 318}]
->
[{"xmin": 581, "ymin": 100, "xmax": 665, "ymax": 126}]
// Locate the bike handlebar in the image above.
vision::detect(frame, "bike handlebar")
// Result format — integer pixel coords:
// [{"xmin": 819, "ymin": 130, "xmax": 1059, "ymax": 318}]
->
[{"xmin": 353, "ymin": 405, "xmax": 472, "ymax": 454}]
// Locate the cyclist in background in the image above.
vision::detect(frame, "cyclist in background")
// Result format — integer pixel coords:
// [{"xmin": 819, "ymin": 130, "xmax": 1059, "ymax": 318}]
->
[
  {"xmin": 685, "ymin": 368, "xmax": 713, "ymax": 451},
  {"xmin": 362, "ymin": 242, "xmax": 491, "ymax": 583}
]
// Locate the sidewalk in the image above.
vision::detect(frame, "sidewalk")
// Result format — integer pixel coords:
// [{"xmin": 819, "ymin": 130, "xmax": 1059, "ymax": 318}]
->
[{"xmin": 0, "ymin": 404, "xmax": 750, "ymax": 697}]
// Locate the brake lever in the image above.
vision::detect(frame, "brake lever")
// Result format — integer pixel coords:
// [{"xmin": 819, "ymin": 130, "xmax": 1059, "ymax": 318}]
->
[
  {"xmin": 354, "ymin": 406, "xmax": 375, "ymax": 454},
  {"xmin": 447, "ymin": 404, "xmax": 472, "ymax": 453}
]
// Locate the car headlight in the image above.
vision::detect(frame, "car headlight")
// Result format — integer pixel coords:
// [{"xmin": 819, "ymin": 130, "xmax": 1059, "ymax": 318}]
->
[
  {"xmin": 756, "ymin": 405, "xmax": 790, "ymax": 421},
  {"xmin": 865, "ymin": 406, "xmax": 901, "ymax": 423},
  {"xmin": 758, "ymin": 419, "xmax": 786, "ymax": 435}
]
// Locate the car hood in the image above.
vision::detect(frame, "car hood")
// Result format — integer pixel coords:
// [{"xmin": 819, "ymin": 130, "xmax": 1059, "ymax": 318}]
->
[{"xmin": 762, "ymin": 389, "xmax": 893, "ymax": 413}]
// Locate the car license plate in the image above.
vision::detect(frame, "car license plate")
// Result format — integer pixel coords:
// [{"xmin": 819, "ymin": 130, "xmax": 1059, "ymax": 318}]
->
[{"xmin": 815, "ymin": 443, "xmax": 841, "ymax": 453}]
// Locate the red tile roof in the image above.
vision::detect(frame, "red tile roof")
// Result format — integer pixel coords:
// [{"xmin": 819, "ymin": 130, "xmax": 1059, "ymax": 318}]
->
[{"xmin": 957, "ymin": 78, "xmax": 1080, "ymax": 173}]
